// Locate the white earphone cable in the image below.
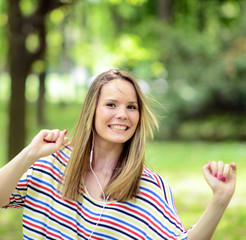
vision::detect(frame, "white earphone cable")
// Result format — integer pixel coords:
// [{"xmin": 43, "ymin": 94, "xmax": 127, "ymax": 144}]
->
[{"xmin": 88, "ymin": 132, "xmax": 110, "ymax": 240}]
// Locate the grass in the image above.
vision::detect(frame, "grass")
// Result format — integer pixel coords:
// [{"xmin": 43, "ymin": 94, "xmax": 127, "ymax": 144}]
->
[
  {"xmin": 146, "ymin": 141, "xmax": 246, "ymax": 240},
  {"xmin": 1, "ymin": 101, "xmax": 246, "ymax": 239}
]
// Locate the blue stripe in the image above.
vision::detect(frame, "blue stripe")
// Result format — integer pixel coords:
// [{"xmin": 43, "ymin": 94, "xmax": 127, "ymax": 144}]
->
[
  {"xmin": 26, "ymin": 195, "xmax": 77, "ymax": 225},
  {"xmin": 36, "ymin": 159, "xmax": 64, "ymax": 177},
  {"xmin": 104, "ymin": 213, "xmax": 147, "ymax": 236},
  {"xmin": 158, "ymin": 175, "xmax": 168, "ymax": 203},
  {"xmin": 31, "ymin": 175, "xmax": 57, "ymax": 192},
  {"xmin": 25, "ymin": 204, "xmax": 77, "ymax": 234},
  {"xmin": 81, "ymin": 203, "xmax": 147, "ymax": 236},
  {"xmin": 19, "ymin": 178, "xmax": 27, "ymax": 183},
  {"xmin": 143, "ymin": 169, "xmax": 155, "ymax": 181},
  {"xmin": 93, "ymin": 229, "xmax": 126, "ymax": 240},
  {"xmin": 124, "ymin": 201, "xmax": 182, "ymax": 238},
  {"xmin": 136, "ymin": 195, "xmax": 183, "ymax": 232},
  {"xmin": 28, "ymin": 183, "xmax": 75, "ymax": 212},
  {"xmin": 60, "ymin": 148, "xmax": 70, "ymax": 159},
  {"xmin": 140, "ymin": 185, "xmax": 177, "ymax": 217},
  {"xmin": 168, "ymin": 185, "xmax": 180, "ymax": 217},
  {"xmin": 23, "ymin": 214, "xmax": 74, "ymax": 240}
]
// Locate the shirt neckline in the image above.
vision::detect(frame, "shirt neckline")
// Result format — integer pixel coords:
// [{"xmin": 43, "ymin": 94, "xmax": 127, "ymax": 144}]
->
[{"xmin": 83, "ymin": 185, "xmax": 117, "ymax": 205}]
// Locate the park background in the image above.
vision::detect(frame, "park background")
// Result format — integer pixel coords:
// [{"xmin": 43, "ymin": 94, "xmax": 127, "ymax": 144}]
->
[{"xmin": 0, "ymin": 0, "xmax": 246, "ymax": 239}]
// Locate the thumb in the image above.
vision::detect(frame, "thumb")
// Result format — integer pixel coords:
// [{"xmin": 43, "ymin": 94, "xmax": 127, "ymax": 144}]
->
[
  {"xmin": 55, "ymin": 130, "xmax": 68, "ymax": 148},
  {"xmin": 63, "ymin": 136, "xmax": 69, "ymax": 146},
  {"xmin": 202, "ymin": 161, "xmax": 212, "ymax": 177},
  {"xmin": 202, "ymin": 161, "xmax": 215, "ymax": 185}
]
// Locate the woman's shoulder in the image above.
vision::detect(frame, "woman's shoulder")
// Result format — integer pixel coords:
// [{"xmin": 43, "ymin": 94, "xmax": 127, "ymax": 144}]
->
[
  {"xmin": 54, "ymin": 145, "xmax": 73, "ymax": 164},
  {"xmin": 140, "ymin": 166, "xmax": 173, "ymax": 205},
  {"xmin": 141, "ymin": 166, "xmax": 169, "ymax": 191},
  {"xmin": 29, "ymin": 146, "xmax": 73, "ymax": 183},
  {"xmin": 34, "ymin": 145, "xmax": 73, "ymax": 169}
]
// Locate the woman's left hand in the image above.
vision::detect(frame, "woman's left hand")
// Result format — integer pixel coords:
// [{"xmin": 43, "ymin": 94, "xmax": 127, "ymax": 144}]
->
[{"xmin": 202, "ymin": 161, "xmax": 237, "ymax": 204}]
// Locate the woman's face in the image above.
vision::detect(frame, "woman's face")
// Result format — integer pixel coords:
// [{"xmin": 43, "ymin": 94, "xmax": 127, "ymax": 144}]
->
[{"xmin": 94, "ymin": 79, "xmax": 140, "ymax": 146}]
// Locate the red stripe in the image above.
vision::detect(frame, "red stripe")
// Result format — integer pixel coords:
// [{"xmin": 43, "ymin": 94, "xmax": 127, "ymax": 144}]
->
[
  {"xmin": 18, "ymin": 183, "xmax": 27, "ymax": 187},
  {"xmin": 25, "ymin": 199, "xmax": 77, "ymax": 229},
  {"xmin": 81, "ymin": 207, "xmax": 145, "ymax": 240},
  {"xmin": 34, "ymin": 164, "xmax": 60, "ymax": 179},
  {"xmin": 23, "ymin": 219, "xmax": 63, "ymax": 239},
  {"xmin": 24, "ymin": 199, "xmax": 103, "ymax": 240},
  {"xmin": 141, "ymin": 192, "xmax": 182, "ymax": 227},
  {"xmin": 145, "ymin": 167, "xmax": 162, "ymax": 188},
  {"xmin": 103, "ymin": 218, "xmax": 145, "ymax": 240},
  {"xmin": 56, "ymin": 151, "xmax": 68, "ymax": 164},
  {"xmin": 143, "ymin": 167, "xmax": 182, "ymax": 227},
  {"xmin": 110, "ymin": 203, "xmax": 176, "ymax": 239},
  {"xmin": 29, "ymin": 179, "xmax": 77, "ymax": 207}
]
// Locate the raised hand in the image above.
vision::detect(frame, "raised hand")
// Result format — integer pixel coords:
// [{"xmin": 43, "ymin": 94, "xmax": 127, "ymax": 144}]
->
[
  {"xmin": 27, "ymin": 129, "xmax": 69, "ymax": 160},
  {"xmin": 202, "ymin": 161, "xmax": 237, "ymax": 204}
]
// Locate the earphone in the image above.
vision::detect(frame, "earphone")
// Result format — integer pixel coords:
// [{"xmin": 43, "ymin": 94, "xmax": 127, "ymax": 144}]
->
[
  {"xmin": 88, "ymin": 132, "xmax": 110, "ymax": 240},
  {"xmin": 89, "ymin": 132, "xmax": 106, "ymax": 200}
]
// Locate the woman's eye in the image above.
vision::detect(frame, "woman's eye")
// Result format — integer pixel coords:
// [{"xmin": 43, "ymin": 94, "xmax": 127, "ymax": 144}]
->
[
  {"xmin": 128, "ymin": 105, "xmax": 137, "ymax": 110},
  {"xmin": 106, "ymin": 103, "xmax": 116, "ymax": 108}
]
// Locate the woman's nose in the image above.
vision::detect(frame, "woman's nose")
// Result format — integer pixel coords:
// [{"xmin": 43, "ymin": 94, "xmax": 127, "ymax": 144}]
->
[{"xmin": 116, "ymin": 106, "xmax": 127, "ymax": 119}]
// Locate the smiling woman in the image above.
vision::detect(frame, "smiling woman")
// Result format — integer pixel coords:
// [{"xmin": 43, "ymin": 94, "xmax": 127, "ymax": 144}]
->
[
  {"xmin": 0, "ymin": 69, "xmax": 237, "ymax": 240},
  {"xmin": 63, "ymin": 69, "xmax": 158, "ymax": 203},
  {"xmin": 94, "ymin": 79, "xmax": 140, "ymax": 145}
]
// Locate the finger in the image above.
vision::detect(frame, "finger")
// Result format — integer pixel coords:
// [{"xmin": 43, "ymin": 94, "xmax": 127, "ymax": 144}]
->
[
  {"xmin": 63, "ymin": 137, "xmax": 69, "ymax": 146},
  {"xmin": 202, "ymin": 161, "xmax": 211, "ymax": 174},
  {"xmin": 44, "ymin": 129, "xmax": 60, "ymax": 142},
  {"xmin": 230, "ymin": 163, "xmax": 236, "ymax": 171},
  {"xmin": 43, "ymin": 131, "xmax": 54, "ymax": 142},
  {"xmin": 202, "ymin": 161, "xmax": 214, "ymax": 183},
  {"xmin": 210, "ymin": 161, "xmax": 218, "ymax": 177},
  {"xmin": 217, "ymin": 161, "xmax": 224, "ymax": 181},
  {"xmin": 222, "ymin": 164, "xmax": 230, "ymax": 182},
  {"xmin": 54, "ymin": 130, "xmax": 68, "ymax": 147},
  {"xmin": 229, "ymin": 163, "xmax": 237, "ymax": 180}
]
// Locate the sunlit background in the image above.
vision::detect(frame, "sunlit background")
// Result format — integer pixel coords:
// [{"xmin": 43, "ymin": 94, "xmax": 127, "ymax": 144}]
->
[{"xmin": 0, "ymin": 0, "xmax": 246, "ymax": 239}]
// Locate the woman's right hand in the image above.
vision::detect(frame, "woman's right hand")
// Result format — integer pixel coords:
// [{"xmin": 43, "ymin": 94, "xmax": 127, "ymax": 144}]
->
[
  {"xmin": 27, "ymin": 129, "xmax": 69, "ymax": 160},
  {"xmin": 0, "ymin": 129, "xmax": 69, "ymax": 207}
]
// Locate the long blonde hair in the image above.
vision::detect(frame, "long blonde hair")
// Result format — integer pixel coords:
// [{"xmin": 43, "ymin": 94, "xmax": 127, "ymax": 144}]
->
[{"xmin": 62, "ymin": 69, "xmax": 158, "ymax": 201}]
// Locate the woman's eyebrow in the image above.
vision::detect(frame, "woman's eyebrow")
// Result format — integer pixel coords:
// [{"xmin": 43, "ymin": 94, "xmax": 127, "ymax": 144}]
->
[
  {"xmin": 104, "ymin": 98, "xmax": 118, "ymax": 102},
  {"xmin": 128, "ymin": 101, "xmax": 138, "ymax": 104},
  {"xmin": 104, "ymin": 98, "xmax": 137, "ymax": 103},
  {"xmin": 104, "ymin": 99, "xmax": 138, "ymax": 104}
]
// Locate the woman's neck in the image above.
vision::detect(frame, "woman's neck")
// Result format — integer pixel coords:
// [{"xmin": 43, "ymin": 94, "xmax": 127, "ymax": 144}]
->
[{"xmin": 92, "ymin": 143, "xmax": 122, "ymax": 173}]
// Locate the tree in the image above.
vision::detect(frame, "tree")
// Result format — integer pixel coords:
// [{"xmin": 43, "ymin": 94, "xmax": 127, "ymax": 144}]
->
[{"xmin": 7, "ymin": 0, "xmax": 72, "ymax": 160}]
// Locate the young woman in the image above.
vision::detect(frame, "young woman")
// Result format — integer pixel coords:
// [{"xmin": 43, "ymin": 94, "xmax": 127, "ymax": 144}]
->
[{"xmin": 0, "ymin": 69, "xmax": 236, "ymax": 240}]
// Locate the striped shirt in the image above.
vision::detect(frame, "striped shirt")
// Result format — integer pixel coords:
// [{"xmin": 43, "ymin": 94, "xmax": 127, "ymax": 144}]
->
[{"xmin": 6, "ymin": 146, "xmax": 190, "ymax": 239}]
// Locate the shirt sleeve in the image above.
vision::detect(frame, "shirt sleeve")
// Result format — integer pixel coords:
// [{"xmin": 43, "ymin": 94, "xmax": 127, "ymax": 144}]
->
[
  {"xmin": 158, "ymin": 174, "xmax": 192, "ymax": 240},
  {"xmin": 143, "ymin": 167, "xmax": 192, "ymax": 240},
  {"xmin": 5, "ymin": 169, "xmax": 31, "ymax": 209}
]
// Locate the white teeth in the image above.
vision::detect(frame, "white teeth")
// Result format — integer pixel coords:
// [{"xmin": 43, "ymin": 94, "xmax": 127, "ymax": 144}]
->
[{"xmin": 110, "ymin": 125, "xmax": 127, "ymax": 130}]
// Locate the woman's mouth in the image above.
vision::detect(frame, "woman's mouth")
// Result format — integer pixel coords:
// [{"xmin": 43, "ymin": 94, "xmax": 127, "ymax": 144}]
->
[{"xmin": 109, "ymin": 125, "xmax": 128, "ymax": 131}]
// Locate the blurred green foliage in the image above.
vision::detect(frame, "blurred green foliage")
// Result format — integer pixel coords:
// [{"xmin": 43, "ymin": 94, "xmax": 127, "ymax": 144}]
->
[
  {"xmin": 1, "ymin": 1, "xmax": 246, "ymax": 238},
  {"xmin": 1, "ymin": 0, "xmax": 245, "ymax": 141}
]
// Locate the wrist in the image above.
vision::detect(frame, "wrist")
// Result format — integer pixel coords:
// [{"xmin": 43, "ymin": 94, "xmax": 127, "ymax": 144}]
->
[
  {"xmin": 212, "ymin": 191, "xmax": 232, "ymax": 208},
  {"xmin": 22, "ymin": 145, "xmax": 40, "ymax": 164}
]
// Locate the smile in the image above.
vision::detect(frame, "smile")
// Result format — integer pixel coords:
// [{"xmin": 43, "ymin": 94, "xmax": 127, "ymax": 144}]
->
[{"xmin": 109, "ymin": 125, "xmax": 128, "ymax": 131}]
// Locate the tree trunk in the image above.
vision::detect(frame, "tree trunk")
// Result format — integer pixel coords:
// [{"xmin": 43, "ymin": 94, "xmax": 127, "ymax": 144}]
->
[
  {"xmin": 7, "ymin": 0, "xmax": 68, "ymax": 161},
  {"xmin": 37, "ymin": 71, "xmax": 46, "ymax": 126},
  {"xmin": 198, "ymin": 1, "xmax": 206, "ymax": 31},
  {"xmin": 157, "ymin": 0, "xmax": 172, "ymax": 21},
  {"xmin": 7, "ymin": 0, "xmax": 30, "ymax": 160},
  {"xmin": 8, "ymin": 75, "xmax": 27, "ymax": 160}
]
